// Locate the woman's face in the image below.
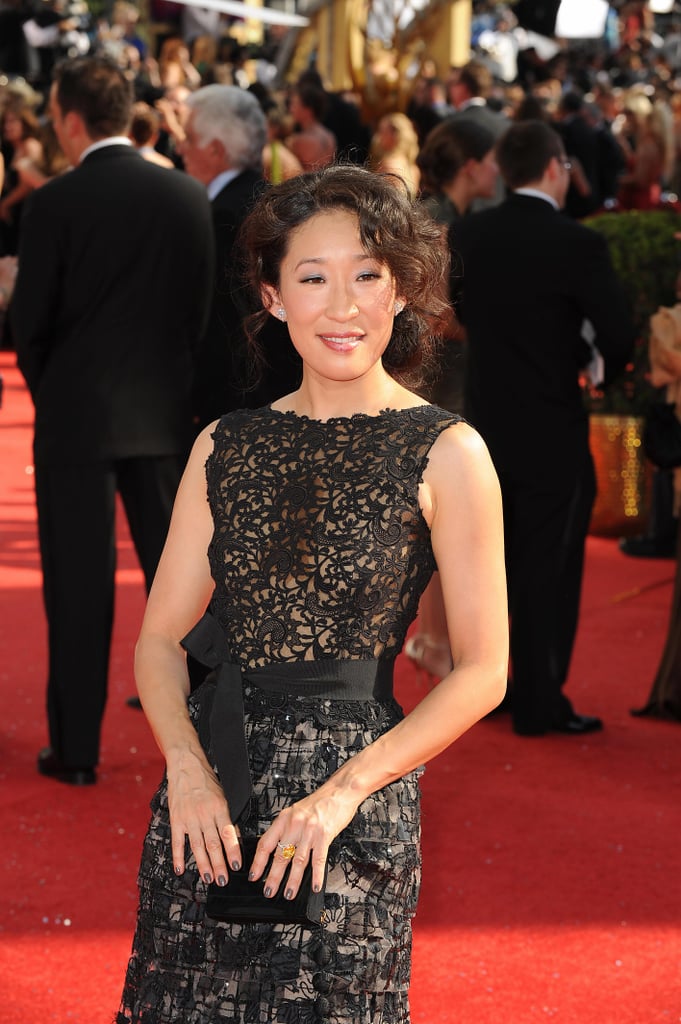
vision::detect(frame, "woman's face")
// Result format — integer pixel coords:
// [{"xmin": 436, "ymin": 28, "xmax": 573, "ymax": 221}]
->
[
  {"xmin": 288, "ymin": 91, "xmax": 304, "ymax": 123},
  {"xmin": 470, "ymin": 149, "xmax": 499, "ymax": 199},
  {"xmin": 264, "ymin": 209, "xmax": 403, "ymax": 385},
  {"xmin": 3, "ymin": 113, "xmax": 24, "ymax": 143},
  {"xmin": 377, "ymin": 119, "xmax": 397, "ymax": 152}
]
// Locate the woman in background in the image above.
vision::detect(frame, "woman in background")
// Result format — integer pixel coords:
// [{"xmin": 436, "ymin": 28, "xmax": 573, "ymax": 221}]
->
[
  {"xmin": 286, "ymin": 83, "xmax": 336, "ymax": 171},
  {"xmin": 406, "ymin": 118, "xmax": 501, "ymax": 680},
  {"xmin": 616, "ymin": 91, "xmax": 674, "ymax": 210},
  {"xmin": 14, "ymin": 119, "xmax": 69, "ymax": 186},
  {"xmin": 417, "ymin": 117, "xmax": 498, "ymax": 228},
  {"xmin": 263, "ymin": 106, "xmax": 303, "ymax": 183},
  {"xmin": 0, "ymin": 103, "xmax": 44, "ymax": 255},
  {"xmin": 369, "ymin": 112, "xmax": 421, "ymax": 195},
  {"xmin": 155, "ymin": 37, "xmax": 201, "ymax": 91},
  {"xmin": 128, "ymin": 102, "xmax": 175, "ymax": 168}
]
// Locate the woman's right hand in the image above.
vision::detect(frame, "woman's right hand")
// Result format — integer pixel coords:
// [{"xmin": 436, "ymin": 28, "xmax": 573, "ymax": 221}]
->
[{"xmin": 167, "ymin": 749, "xmax": 242, "ymax": 885}]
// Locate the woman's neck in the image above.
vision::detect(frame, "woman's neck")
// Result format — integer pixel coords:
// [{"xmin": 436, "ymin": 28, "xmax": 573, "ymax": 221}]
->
[
  {"xmin": 441, "ymin": 179, "xmax": 470, "ymax": 216},
  {"xmin": 273, "ymin": 367, "xmax": 417, "ymax": 422}
]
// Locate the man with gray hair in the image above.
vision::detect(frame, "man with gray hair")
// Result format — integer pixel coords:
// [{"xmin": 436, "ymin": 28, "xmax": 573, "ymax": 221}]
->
[{"xmin": 180, "ymin": 84, "xmax": 300, "ymax": 427}]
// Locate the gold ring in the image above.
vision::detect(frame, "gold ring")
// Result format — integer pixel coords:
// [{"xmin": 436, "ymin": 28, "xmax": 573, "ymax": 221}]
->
[{"xmin": 277, "ymin": 842, "xmax": 296, "ymax": 861}]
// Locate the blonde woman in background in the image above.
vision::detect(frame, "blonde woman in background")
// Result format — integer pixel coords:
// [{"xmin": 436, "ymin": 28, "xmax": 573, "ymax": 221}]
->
[
  {"xmin": 617, "ymin": 90, "xmax": 674, "ymax": 209},
  {"xmin": 369, "ymin": 112, "xmax": 420, "ymax": 195}
]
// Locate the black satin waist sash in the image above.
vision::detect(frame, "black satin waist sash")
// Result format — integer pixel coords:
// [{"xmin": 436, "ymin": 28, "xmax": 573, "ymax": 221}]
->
[{"xmin": 181, "ymin": 612, "xmax": 395, "ymax": 824}]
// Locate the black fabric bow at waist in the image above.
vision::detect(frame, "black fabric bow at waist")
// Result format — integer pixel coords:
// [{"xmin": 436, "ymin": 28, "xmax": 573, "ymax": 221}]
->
[{"xmin": 181, "ymin": 612, "xmax": 395, "ymax": 823}]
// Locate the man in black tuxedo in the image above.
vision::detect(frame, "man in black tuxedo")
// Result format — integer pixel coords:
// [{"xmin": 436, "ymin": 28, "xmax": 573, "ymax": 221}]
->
[
  {"xmin": 180, "ymin": 84, "xmax": 301, "ymax": 429},
  {"xmin": 554, "ymin": 91, "xmax": 602, "ymax": 219},
  {"xmin": 454, "ymin": 120, "xmax": 635, "ymax": 737},
  {"xmin": 447, "ymin": 59, "xmax": 508, "ymax": 140},
  {"xmin": 12, "ymin": 56, "xmax": 213, "ymax": 783}
]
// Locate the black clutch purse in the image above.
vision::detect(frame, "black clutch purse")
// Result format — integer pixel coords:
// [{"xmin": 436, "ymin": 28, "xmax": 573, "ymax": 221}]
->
[
  {"xmin": 643, "ymin": 400, "xmax": 681, "ymax": 470},
  {"xmin": 205, "ymin": 837, "xmax": 327, "ymax": 926}
]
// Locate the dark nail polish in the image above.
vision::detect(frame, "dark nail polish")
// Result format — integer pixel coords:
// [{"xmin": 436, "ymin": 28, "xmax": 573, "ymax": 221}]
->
[
  {"xmin": 248, "ymin": 871, "xmax": 255, "ymax": 881},
  {"xmin": 203, "ymin": 872, "xmax": 212, "ymax": 884},
  {"xmin": 285, "ymin": 888, "xmax": 293, "ymax": 900},
  {"xmin": 232, "ymin": 860, "xmax": 241, "ymax": 871},
  {"xmin": 264, "ymin": 886, "xmax": 272, "ymax": 898},
  {"xmin": 174, "ymin": 866, "xmax": 182, "ymax": 876},
  {"xmin": 313, "ymin": 884, "xmax": 321, "ymax": 893},
  {"xmin": 217, "ymin": 875, "xmax": 227, "ymax": 887}
]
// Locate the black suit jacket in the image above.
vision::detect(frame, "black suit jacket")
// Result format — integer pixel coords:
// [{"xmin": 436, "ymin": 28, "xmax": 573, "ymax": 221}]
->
[
  {"xmin": 193, "ymin": 168, "xmax": 300, "ymax": 427},
  {"xmin": 556, "ymin": 114, "xmax": 602, "ymax": 218},
  {"xmin": 453, "ymin": 193, "xmax": 635, "ymax": 475},
  {"xmin": 12, "ymin": 145, "xmax": 213, "ymax": 464}
]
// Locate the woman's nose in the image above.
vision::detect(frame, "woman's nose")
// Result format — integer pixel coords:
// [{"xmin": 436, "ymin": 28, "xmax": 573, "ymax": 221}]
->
[{"xmin": 326, "ymin": 284, "xmax": 359, "ymax": 320}]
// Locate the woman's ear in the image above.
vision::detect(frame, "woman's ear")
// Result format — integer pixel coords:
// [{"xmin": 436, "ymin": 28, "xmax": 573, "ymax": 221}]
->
[
  {"xmin": 463, "ymin": 157, "xmax": 480, "ymax": 180},
  {"xmin": 262, "ymin": 285, "xmax": 283, "ymax": 318}
]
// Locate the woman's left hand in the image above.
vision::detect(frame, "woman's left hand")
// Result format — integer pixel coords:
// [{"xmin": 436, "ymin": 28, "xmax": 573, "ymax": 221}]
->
[{"xmin": 248, "ymin": 786, "xmax": 362, "ymax": 899}]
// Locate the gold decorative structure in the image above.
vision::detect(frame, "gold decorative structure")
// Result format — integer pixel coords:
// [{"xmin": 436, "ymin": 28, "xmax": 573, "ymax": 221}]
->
[
  {"xmin": 289, "ymin": 0, "xmax": 472, "ymax": 119},
  {"xmin": 589, "ymin": 414, "xmax": 652, "ymax": 537}
]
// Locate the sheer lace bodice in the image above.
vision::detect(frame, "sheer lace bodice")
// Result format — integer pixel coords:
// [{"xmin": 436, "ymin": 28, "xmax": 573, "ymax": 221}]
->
[{"xmin": 206, "ymin": 405, "xmax": 461, "ymax": 668}]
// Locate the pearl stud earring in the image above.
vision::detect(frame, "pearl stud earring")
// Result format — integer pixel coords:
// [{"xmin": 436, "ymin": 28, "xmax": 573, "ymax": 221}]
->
[
  {"xmin": 277, "ymin": 307, "xmax": 287, "ymax": 321},
  {"xmin": 394, "ymin": 301, "xmax": 405, "ymax": 315}
]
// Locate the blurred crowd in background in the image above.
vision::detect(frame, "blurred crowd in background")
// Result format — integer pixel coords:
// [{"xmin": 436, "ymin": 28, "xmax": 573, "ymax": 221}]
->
[{"xmin": 3, "ymin": 1, "xmax": 681, "ymax": 270}]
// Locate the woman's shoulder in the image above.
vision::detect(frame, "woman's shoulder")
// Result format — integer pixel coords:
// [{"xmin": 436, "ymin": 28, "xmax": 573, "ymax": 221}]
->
[
  {"xmin": 417, "ymin": 417, "xmax": 499, "ymax": 528},
  {"xmin": 424, "ymin": 416, "xmax": 496, "ymax": 485}
]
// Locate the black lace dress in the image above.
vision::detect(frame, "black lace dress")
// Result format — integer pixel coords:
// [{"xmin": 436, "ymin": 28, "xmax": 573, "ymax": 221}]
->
[{"xmin": 117, "ymin": 404, "xmax": 460, "ymax": 1024}]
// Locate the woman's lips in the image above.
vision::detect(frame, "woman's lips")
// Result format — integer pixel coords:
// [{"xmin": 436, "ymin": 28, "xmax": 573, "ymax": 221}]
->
[{"xmin": 319, "ymin": 333, "xmax": 364, "ymax": 352}]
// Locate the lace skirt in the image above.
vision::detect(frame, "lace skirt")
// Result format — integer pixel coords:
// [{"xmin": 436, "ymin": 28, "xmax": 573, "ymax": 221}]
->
[{"xmin": 116, "ymin": 683, "xmax": 423, "ymax": 1024}]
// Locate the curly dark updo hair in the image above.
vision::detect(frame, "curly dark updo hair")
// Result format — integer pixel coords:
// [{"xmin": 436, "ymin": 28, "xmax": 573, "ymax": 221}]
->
[{"xmin": 238, "ymin": 164, "xmax": 451, "ymax": 385}]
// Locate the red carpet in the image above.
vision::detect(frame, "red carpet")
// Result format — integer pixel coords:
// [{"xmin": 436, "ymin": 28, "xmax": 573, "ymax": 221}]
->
[{"xmin": 1, "ymin": 350, "xmax": 679, "ymax": 1024}]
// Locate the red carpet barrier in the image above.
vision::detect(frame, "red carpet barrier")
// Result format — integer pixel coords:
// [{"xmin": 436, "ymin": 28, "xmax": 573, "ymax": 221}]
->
[{"xmin": 1, "ymin": 352, "xmax": 679, "ymax": 1023}]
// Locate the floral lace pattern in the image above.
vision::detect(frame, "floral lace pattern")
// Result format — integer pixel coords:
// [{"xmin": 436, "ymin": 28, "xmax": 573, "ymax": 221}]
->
[
  {"xmin": 117, "ymin": 405, "xmax": 461, "ymax": 1024},
  {"xmin": 206, "ymin": 406, "xmax": 461, "ymax": 668}
]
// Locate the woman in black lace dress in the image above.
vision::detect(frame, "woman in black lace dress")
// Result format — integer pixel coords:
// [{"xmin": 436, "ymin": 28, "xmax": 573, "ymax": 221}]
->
[{"xmin": 117, "ymin": 165, "xmax": 507, "ymax": 1024}]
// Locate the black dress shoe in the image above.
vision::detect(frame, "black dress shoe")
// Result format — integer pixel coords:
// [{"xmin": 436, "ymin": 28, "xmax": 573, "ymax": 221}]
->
[
  {"xmin": 513, "ymin": 725, "xmax": 545, "ymax": 736},
  {"xmin": 619, "ymin": 535, "xmax": 675, "ymax": 559},
  {"xmin": 551, "ymin": 713, "xmax": 603, "ymax": 735},
  {"xmin": 37, "ymin": 747, "xmax": 96, "ymax": 786},
  {"xmin": 514, "ymin": 713, "xmax": 603, "ymax": 736}
]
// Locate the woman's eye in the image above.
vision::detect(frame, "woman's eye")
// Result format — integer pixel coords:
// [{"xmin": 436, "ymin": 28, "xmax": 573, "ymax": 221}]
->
[
  {"xmin": 300, "ymin": 275, "xmax": 325, "ymax": 284},
  {"xmin": 357, "ymin": 271, "xmax": 380, "ymax": 281}
]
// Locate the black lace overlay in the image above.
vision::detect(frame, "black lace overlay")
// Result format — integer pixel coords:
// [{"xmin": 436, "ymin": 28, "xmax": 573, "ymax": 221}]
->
[
  {"xmin": 117, "ymin": 405, "xmax": 461, "ymax": 1024},
  {"xmin": 206, "ymin": 406, "xmax": 461, "ymax": 667}
]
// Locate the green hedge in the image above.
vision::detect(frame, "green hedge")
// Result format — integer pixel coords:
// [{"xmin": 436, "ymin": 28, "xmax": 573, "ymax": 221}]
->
[{"xmin": 584, "ymin": 209, "xmax": 679, "ymax": 414}]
